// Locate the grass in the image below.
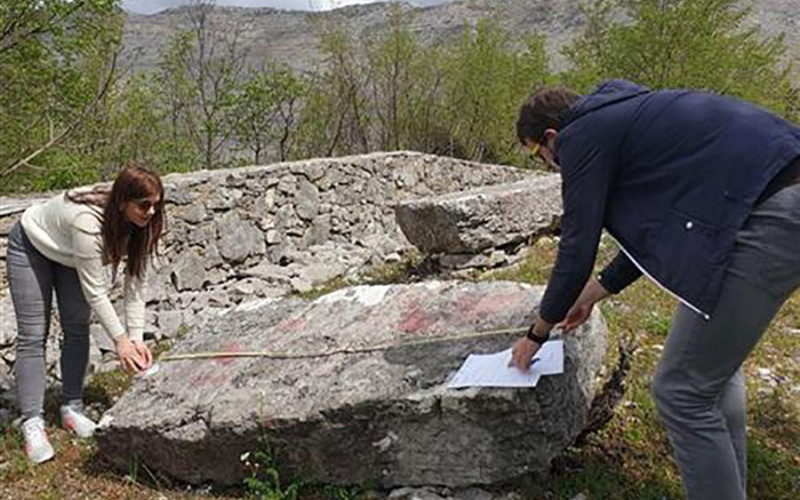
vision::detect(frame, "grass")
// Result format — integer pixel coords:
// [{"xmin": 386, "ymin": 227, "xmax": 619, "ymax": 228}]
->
[{"xmin": 0, "ymin": 236, "xmax": 798, "ymax": 499}]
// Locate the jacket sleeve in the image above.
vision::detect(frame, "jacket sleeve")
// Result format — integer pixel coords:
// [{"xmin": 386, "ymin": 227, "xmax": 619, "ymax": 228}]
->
[
  {"xmin": 597, "ymin": 250, "xmax": 642, "ymax": 294},
  {"xmin": 538, "ymin": 125, "xmax": 616, "ymax": 324}
]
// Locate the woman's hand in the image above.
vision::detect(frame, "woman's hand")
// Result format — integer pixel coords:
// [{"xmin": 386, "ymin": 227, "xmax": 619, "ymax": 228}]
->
[
  {"xmin": 132, "ymin": 339, "xmax": 153, "ymax": 370},
  {"xmin": 115, "ymin": 337, "xmax": 146, "ymax": 373}
]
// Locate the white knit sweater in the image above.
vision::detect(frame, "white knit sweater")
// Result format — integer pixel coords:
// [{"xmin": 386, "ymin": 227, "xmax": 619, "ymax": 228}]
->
[{"xmin": 21, "ymin": 194, "xmax": 146, "ymax": 342}]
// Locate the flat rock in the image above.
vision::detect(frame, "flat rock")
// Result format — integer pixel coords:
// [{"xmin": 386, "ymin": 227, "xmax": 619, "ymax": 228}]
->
[
  {"xmin": 241, "ymin": 261, "xmax": 294, "ymax": 284},
  {"xmin": 96, "ymin": 281, "xmax": 607, "ymax": 488},
  {"xmin": 170, "ymin": 247, "xmax": 207, "ymax": 291},
  {"xmin": 395, "ymin": 175, "xmax": 562, "ymax": 254},
  {"xmin": 216, "ymin": 211, "xmax": 266, "ymax": 263},
  {"xmin": 0, "ymin": 295, "xmax": 15, "ymax": 347}
]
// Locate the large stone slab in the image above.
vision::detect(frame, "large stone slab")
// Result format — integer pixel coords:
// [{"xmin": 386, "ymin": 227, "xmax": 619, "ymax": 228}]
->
[
  {"xmin": 394, "ymin": 175, "xmax": 562, "ymax": 254},
  {"xmin": 95, "ymin": 280, "xmax": 608, "ymax": 488}
]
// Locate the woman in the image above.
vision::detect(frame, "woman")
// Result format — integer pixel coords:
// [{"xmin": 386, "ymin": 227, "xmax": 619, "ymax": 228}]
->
[{"xmin": 7, "ymin": 165, "xmax": 165, "ymax": 464}]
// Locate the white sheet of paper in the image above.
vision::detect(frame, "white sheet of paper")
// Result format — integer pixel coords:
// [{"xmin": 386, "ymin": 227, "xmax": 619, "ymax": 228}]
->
[{"xmin": 447, "ymin": 340, "xmax": 564, "ymax": 388}]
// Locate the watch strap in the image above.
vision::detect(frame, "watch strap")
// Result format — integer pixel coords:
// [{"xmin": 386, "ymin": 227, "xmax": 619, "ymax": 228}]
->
[{"xmin": 525, "ymin": 322, "xmax": 550, "ymax": 344}]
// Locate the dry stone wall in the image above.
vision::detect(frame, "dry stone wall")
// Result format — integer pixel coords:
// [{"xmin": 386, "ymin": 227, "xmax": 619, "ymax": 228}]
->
[{"xmin": 0, "ymin": 152, "xmax": 531, "ymax": 395}]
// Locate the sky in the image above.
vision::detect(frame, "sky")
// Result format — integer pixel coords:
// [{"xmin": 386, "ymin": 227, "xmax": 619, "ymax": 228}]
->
[{"xmin": 122, "ymin": 0, "xmax": 451, "ymax": 15}]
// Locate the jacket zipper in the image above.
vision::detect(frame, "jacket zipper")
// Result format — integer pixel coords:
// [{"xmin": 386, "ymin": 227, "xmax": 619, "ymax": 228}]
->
[{"xmin": 613, "ymin": 238, "xmax": 712, "ymax": 320}]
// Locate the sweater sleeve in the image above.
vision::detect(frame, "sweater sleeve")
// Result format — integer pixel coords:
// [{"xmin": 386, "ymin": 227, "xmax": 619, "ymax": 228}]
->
[
  {"xmin": 123, "ymin": 272, "xmax": 146, "ymax": 342},
  {"xmin": 71, "ymin": 215, "xmax": 126, "ymax": 340},
  {"xmin": 538, "ymin": 127, "xmax": 616, "ymax": 324}
]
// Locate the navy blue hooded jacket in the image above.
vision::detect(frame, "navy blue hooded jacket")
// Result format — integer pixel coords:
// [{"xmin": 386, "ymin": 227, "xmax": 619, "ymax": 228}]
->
[{"xmin": 538, "ymin": 80, "xmax": 800, "ymax": 323}]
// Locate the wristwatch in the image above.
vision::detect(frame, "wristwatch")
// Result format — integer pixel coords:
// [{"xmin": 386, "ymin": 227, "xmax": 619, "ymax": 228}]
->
[{"xmin": 525, "ymin": 321, "xmax": 550, "ymax": 344}]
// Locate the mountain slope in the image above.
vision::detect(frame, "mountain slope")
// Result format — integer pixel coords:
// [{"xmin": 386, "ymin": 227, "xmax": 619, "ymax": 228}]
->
[{"xmin": 121, "ymin": 0, "xmax": 800, "ymax": 79}]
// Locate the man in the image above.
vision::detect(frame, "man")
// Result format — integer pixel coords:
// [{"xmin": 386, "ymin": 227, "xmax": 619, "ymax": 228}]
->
[{"xmin": 509, "ymin": 79, "xmax": 800, "ymax": 500}]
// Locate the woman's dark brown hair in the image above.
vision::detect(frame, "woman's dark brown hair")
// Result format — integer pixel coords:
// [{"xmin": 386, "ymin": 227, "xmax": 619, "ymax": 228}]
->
[
  {"xmin": 68, "ymin": 165, "xmax": 166, "ymax": 280},
  {"xmin": 105, "ymin": 165, "xmax": 165, "ymax": 280}
]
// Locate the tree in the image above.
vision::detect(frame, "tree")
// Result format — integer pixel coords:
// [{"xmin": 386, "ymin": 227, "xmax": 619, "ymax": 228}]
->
[
  {"xmin": 563, "ymin": 0, "xmax": 796, "ymax": 116},
  {"xmin": 232, "ymin": 65, "xmax": 306, "ymax": 164},
  {"xmin": 0, "ymin": 0, "xmax": 122, "ymax": 192},
  {"xmin": 155, "ymin": 0, "xmax": 250, "ymax": 170},
  {"xmin": 79, "ymin": 72, "xmax": 196, "ymax": 178},
  {"xmin": 296, "ymin": 20, "xmax": 371, "ymax": 158},
  {"xmin": 440, "ymin": 20, "xmax": 551, "ymax": 164},
  {"xmin": 364, "ymin": 6, "xmax": 444, "ymax": 153}
]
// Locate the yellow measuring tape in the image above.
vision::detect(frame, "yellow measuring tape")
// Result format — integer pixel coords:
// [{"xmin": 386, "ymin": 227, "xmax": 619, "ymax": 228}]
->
[{"xmin": 159, "ymin": 326, "xmax": 529, "ymax": 362}]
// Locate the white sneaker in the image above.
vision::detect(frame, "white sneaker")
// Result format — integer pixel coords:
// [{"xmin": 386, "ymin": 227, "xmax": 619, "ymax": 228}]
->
[
  {"xmin": 21, "ymin": 416, "xmax": 55, "ymax": 464},
  {"xmin": 60, "ymin": 405, "xmax": 97, "ymax": 438}
]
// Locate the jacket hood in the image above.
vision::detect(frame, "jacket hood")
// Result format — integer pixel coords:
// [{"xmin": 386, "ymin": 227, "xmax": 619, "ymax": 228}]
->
[{"xmin": 561, "ymin": 79, "xmax": 650, "ymax": 128}]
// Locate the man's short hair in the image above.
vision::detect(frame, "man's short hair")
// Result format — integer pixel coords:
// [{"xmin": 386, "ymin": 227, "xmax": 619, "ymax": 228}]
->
[{"xmin": 516, "ymin": 87, "xmax": 580, "ymax": 144}]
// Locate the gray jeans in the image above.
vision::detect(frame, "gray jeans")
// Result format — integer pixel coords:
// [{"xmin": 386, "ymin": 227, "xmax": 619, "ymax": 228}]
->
[
  {"xmin": 7, "ymin": 222, "xmax": 91, "ymax": 419},
  {"xmin": 652, "ymin": 183, "xmax": 800, "ymax": 500}
]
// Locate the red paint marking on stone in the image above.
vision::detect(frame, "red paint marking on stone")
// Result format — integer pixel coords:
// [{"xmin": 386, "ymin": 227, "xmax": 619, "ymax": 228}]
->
[
  {"xmin": 206, "ymin": 371, "xmax": 233, "ymax": 387},
  {"xmin": 456, "ymin": 293, "xmax": 480, "ymax": 316},
  {"xmin": 192, "ymin": 367, "xmax": 234, "ymax": 387},
  {"xmin": 215, "ymin": 341, "xmax": 243, "ymax": 366},
  {"xmin": 275, "ymin": 317, "xmax": 307, "ymax": 334},
  {"xmin": 460, "ymin": 291, "xmax": 529, "ymax": 320},
  {"xmin": 192, "ymin": 371, "xmax": 213, "ymax": 387},
  {"xmin": 397, "ymin": 302, "xmax": 437, "ymax": 334}
]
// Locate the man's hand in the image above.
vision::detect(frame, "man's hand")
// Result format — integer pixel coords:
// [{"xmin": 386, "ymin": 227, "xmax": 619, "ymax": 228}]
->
[
  {"xmin": 509, "ymin": 337, "xmax": 542, "ymax": 372},
  {"xmin": 559, "ymin": 301, "xmax": 594, "ymax": 333},
  {"xmin": 558, "ymin": 277, "xmax": 612, "ymax": 333},
  {"xmin": 115, "ymin": 336, "xmax": 146, "ymax": 373}
]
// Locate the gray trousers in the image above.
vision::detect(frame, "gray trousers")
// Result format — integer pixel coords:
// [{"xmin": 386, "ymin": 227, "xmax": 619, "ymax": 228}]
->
[
  {"xmin": 652, "ymin": 183, "xmax": 800, "ymax": 500},
  {"xmin": 7, "ymin": 222, "xmax": 91, "ymax": 419}
]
